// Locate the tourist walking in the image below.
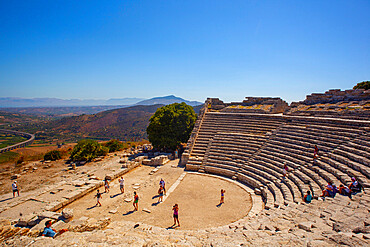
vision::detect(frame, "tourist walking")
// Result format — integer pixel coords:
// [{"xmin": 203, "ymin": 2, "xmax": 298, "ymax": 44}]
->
[
  {"xmin": 158, "ymin": 186, "xmax": 164, "ymax": 203},
  {"xmin": 133, "ymin": 192, "xmax": 139, "ymax": 211},
  {"xmin": 12, "ymin": 181, "xmax": 19, "ymax": 197},
  {"xmin": 159, "ymin": 178, "xmax": 166, "ymax": 195},
  {"xmin": 220, "ymin": 189, "xmax": 225, "ymax": 204},
  {"xmin": 95, "ymin": 189, "xmax": 102, "ymax": 207},
  {"xmin": 172, "ymin": 204, "xmax": 180, "ymax": 227},
  {"xmin": 119, "ymin": 177, "xmax": 125, "ymax": 194},
  {"xmin": 104, "ymin": 177, "xmax": 110, "ymax": 193}
]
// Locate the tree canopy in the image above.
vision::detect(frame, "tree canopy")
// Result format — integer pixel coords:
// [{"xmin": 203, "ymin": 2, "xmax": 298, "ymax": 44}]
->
[
  {"xmin": 353, "ymin": 81, "xmax": 370, "ymax": 90},
  {"xmin": 70, "ymin": 139, "xmax": 108, "ymax": 162},
  {"xmin": 147, "ymin": 102, "xmax": 196, "ymax": 151}
]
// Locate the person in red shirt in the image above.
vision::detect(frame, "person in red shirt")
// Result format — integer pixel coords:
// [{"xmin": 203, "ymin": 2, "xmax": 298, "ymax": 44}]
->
[{"xmin": 133, "ymin": 192, "xmax": 139, "ymax": 211}]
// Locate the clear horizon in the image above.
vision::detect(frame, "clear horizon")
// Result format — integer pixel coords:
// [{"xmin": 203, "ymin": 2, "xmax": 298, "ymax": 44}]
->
[{"xmin": 0, "ymin": 1, "xmax": 369, "ymax": 103}]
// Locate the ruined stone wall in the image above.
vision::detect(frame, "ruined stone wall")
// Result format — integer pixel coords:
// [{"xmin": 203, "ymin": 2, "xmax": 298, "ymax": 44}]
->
[
  {"xmin": 296, "ymin": 89, "xmax": 370, "ymax": 105},
  {"xmin": 287, "ymin": 89, "xmax": 370, "ymax": 119},
  {"xmin": 208, "ymin": 97, "xmax": 289, "ymax": 114}
]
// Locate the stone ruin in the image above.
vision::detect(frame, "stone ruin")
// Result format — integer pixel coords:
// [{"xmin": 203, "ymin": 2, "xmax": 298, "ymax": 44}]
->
[
  {"xmin": 142, "ymin": 155, "xmax": 170, "ymax": 166},
  {"xmin": 286, "ymin": 89, "xmax": 370, "ymax": 119},
  {"xmin": 207, "ymin": 97, "xmax": 289, "ymax": 114}
]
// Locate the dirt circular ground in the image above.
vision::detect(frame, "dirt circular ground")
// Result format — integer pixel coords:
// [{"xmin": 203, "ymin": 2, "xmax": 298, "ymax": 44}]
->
[{"xmin": 66, "ymin": 161, "xmax": 253, "ymax": 230}]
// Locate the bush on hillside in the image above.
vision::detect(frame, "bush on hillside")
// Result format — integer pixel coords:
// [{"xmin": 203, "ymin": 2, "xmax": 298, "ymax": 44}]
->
[
  {"xmin": 104, "ymin": 139, "xmax": 124, "ymax": 152},
  {"xmin": 353, "ymin": 81, "xmax": 370, "ymax": 90},
  {"xmin": 70, "ymin": 139, "xmax": 108, "ymax": 162},
  {"xmin": 44, "ymin": 150, "xmax": 62, "ymax": 161},
  {"xmin": 147, "ymin": 102, "xmax": 196, "ymax": 151}
]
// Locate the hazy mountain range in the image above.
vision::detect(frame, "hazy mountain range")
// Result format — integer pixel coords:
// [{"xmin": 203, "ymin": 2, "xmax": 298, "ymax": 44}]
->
[{"xmin": 0, "ymin": 95, "xmax": 202, "ymax": 108}]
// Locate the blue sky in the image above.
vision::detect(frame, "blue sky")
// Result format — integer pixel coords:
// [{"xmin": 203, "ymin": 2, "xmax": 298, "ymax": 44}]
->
[{"xmin": 0, "ymin": 0, "xmax": 369, "ymax": 103}]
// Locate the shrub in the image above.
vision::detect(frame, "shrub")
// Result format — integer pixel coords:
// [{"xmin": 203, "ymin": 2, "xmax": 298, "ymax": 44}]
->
[
  {"xmin": 16, "ymin": 156, "xmax": 24, "ymax": 165},
  {"xmin": 353, "ymin": 81, "xmax": 370, "ymax": 90},
  {"xmin": 44, "ymin": 150, "xmax": 62, "ymax": 161},
  {"xmin": 104, "ymin": 139, "xmax": 124, "ymax": 152},
  {"xmin": 70, "ymin": 139, "xmax": 108, "ymax": 162}
]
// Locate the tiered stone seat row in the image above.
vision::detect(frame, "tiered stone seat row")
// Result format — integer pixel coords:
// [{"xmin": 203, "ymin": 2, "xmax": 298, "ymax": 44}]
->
[
  {"xmin": 186, "ymin": 110, "xmax": 370, "ymax": 211},
  {"xmin": 187, "ymin": 112, "xmax": 283, "ymax": 169}
]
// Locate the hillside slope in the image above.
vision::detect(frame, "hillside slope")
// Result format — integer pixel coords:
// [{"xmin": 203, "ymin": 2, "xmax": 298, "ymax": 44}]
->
[
  {"xmin": 8, "ymin": 103, "xmax": 203, "ymax": 143},
  {"xmin": 17, "ymin": 105, "xmax": 163, "ymax": 142}
]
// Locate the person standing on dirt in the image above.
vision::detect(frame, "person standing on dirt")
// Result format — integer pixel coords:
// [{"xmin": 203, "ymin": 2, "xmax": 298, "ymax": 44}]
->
[
  {"xmin": 133, "ymin": 192, "xmax": 139, "ymax": 211},
  {"xmin": 104, "ymin": 177, "xmax": 110, "ymax": 193},
  {"xmin": 159, "ymin": 178, "xmax": 166, "ymax": 195},
  {"xmin": 158, "ymin": 186, "xmax": 164, "ymax": 203},
  {"xmin": 119, "ymin": 177, "xmax": 125, "ymax": 194},
  {"xmin": 172, "ymin": 204, "xmax": 180, "ymax": 227},
  {"xmin": 220, "ymin": 189, "xmax": 225, "ymax": 204},
  {"xmin": 12, "ymin": 181, "xmax": 19, "ymax": 197},
  {"xmin": 95, "ymin": 189, "xmax": 102, "ymax": 207}
]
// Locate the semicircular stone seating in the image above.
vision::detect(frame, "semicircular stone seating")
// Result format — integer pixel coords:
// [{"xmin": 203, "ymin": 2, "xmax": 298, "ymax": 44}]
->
[{"xmin": 185, "ymin": 110, "xmax": 370, "ymax": 212}]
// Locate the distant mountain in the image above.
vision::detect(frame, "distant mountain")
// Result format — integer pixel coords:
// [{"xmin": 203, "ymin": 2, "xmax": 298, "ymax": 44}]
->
[
  {"xmin": 0, "ymin": 97, "xmax": 145, "ymax": 108},
  {"xmin": 0, "ymin": 96, "xmax": 202, "ymax": 108},
  {"xmin": 135, "ymin": 95, "xmax": 202, "ymax": 106}
]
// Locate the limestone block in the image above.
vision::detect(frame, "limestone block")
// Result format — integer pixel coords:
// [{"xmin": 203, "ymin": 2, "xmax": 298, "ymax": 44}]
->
[
  {"xmin": 142, "ymin": 208, "xmax": 151, "ymax": 213},
  {"xmin": 72, "ymin": 180, "xmax": 85, "ymax": 187},
  {"xmin": 353, "ymin": 226, "xmax": 370, "ymax": 234},
  {"xmin": 17, "ymin": 214, "xmax": 37, "ymax": 227},
  {"xmin": 38, "ymin": 211, "xmax": 61, "ymax": 221},
  {"xmin": 27, "ymin": 216, "xmax": 39, "ymax": 227},
  {"xmin": 298, "ymin": 222, "xmax": 312, "ymax": 232},
  {"xmin": 62, "ymin": 208, "xmax": 73, "ymax": 219}
]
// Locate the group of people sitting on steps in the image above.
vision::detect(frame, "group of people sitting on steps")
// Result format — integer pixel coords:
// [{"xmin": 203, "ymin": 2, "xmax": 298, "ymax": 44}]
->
[{"xmin": 303, "ymin": 177, "xmax": 363, "ymax": 203}]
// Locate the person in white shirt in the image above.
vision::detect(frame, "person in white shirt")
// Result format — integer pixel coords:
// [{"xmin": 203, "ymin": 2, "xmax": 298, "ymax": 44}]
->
[
  {"xmin": 119, "ymin": 177, "xmax": 124, "ymax": 193},
  {"xmin": 12, "ymin": 181, "xmax": 19, "ymax": 197}
]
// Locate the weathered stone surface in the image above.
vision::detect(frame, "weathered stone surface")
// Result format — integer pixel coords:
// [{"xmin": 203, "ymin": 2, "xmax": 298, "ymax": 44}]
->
[
  {"xmin": 353, "ymin": 226, "xmax": 370, "ymax": 234},
  {"xmin": 142, "ymin": 208, "xmax": 151, "ymax": 213},
  {"xmin": 298, "ymin": 222, "xmax": 312, "ymax": 232},
  {"xmin": 62, "ymin": 208, "xmax": 73, "ymax": 219},
  {"xmin": 329, "ymin": 233, "xmax": 368, "ymax": 246},
  {"xmin": 38, "ymin": 211, "xmax": 62, "ymax": 220}
]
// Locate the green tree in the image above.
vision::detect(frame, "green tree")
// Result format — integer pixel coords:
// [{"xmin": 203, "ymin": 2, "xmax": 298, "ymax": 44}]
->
[
  {"xmin": 147, "ymin": 102, "xmax": 196, "ymax": 151},
  {"xmin": 70, "ymin": 139, "xmax": 108, "ymax": 162},
  {"xmin": 44, "ymin": 150, "xmax": 62, "ymax": 161},
  {"xmin": 104, "ymin": 139, "xmax": 124, "ymax": 152},
  {"xmin": 353, "ymin": 81, "xmax": 370, "ymax": 90}
]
